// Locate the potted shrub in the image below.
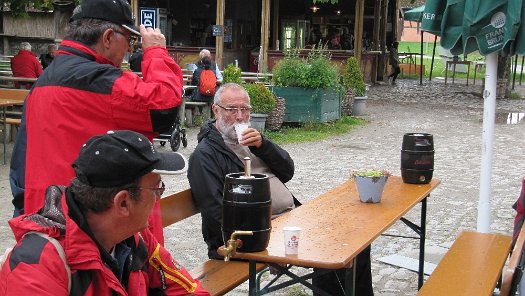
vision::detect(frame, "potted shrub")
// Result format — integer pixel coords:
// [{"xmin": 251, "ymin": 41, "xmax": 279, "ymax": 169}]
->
[
  {"xmin": 342, "ymin": 57, "xmax": 367, "ymax": 116},
  {"xmin": 223, "ymin": 63, "xmax": 242, "ymax": 84},
  {"xmin": 271, "ymin": 47, "xmax": 341, "ymax": 123},
  {"xmin": 352, "ymin": 170, "xmax": 391, "ymax": 203},
  {"xmin": 244, "ymin": 83, "xmax": 275, "ymax": 131}
]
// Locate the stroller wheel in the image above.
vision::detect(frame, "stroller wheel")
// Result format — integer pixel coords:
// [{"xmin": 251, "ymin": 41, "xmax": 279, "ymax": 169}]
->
[
  {"xmin": 170, "ymin": 129, "xmax": 181, "ymax": 151},
  {"xmin": 159, "ymin": 141, "xmax": 166, "ymax": 146},
  {"xmin": 181, "ymin": 129, "xmax": 188, "ymax": 148}
]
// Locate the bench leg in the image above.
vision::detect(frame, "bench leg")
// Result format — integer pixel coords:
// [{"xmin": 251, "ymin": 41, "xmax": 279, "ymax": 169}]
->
[{"xmin": 185, "ymin": 109, "xmax": 193, "ymax": 127}]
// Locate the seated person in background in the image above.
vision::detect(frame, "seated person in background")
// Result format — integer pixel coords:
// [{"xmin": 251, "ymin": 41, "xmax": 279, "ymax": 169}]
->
[
  {"xmin": 187, "ymin": 83, "xmax": 373, "ymax": 295},
  {"xmin": 191, "ymin": 49, "xmax": 223, "ymax": 102},
  {"xmin": 10, "ymin": 41, "xmax": 43, "ymax": 89},
  {"xmin": 0, "ymin": 130, "xmax": 208, "ymax": 295},
  {"xmin": 39, "ymin": 43, "xmax": 57, "ymax": 69},
  {"xmin": 129, "ymin": 42, "xmax": 143, "ymax": 72},
  {"xmin": 327, "ymin": 33, "xmax": 342, "ymax": 50}
]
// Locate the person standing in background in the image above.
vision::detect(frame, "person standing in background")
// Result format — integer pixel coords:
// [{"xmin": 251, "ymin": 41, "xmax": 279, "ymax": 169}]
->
[
  {"xmin": 10, "ymin": 42, "xmax": 43, "ymax": 89},
  {"xmin": 387, "ymin": 41, "xmax": 401, "ymax": 85},
  {"xmin": 39, "ymin": 43, "xmax": 57, "ymax": 69},
  {"xmin": 129, "ymin": 41, "xmax": 143, "ymax": 72}
]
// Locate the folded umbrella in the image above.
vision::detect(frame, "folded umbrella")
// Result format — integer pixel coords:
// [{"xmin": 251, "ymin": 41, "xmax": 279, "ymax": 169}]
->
[{"xmin": 462, "ymin": 0, "xmax": 508, "ymax": 55}]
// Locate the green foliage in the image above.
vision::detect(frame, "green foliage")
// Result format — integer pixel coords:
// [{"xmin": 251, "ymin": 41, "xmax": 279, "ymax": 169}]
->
[
  {"xmin": 244, "ymin": 83, "xmax": 275, "ymax": 114},
  {"xmin": 272, "ymin": 47, "xmax": 339, "ymax": 89},
  {"xmin": 312, "ymin": 0, "xmax": 338, "ymax": 4},
  {"xmin": 263, "ymin": 116, "xmax": 364, "ymax": 144},
  {"xmin": 342, "ymin": 57, "xmax": 366, "ymax": 97},
  {"xmin": 3, "ymin": 0, "xmax": 79, "ymax": 17},
  {"xmin": 222, "ymin": 63, "xmax": 242, "ymax": 84},
  {"xmin": 353, "ymin": 170, "xmax": 391, "ymax": 177}
]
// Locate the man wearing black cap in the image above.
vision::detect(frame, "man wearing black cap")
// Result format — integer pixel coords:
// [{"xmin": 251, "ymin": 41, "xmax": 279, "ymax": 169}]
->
[
  {"xmin": 10, "ymin": 0, "xmax": 183, "ymax": 245},
  {"xmin": 0, "ymin": 130, "xmax": 209, "ymax": 295}
]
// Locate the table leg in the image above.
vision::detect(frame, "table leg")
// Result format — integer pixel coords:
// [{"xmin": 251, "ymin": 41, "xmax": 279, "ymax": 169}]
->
[
  {"xmin": 466, "ymin": 64, "xmax": 470, "ymax": 86},
  {"xmin": 345, "ymin": 258, "xmax": 356, "ymax": 296},
  {"xmin": 2, "ymin": 106, "xmax": 6, "ymax": 165},
  {"xmin": 418, "ymin": 197, "xmax": 428, "ymax": 289},
  {"xmin": 474, "ymin": 64, "xmax": 477, "ymax": 85},
  {"xmin": 452, "ymin": 63, "xmax": 456, "ymax": 84},
  {"xmin": 249, "ymin": 260, "xmax": 257, "ymax": 296},
  {"xmin": 445, "ymin": 62, "xmax": 449, "ymax": 85}
]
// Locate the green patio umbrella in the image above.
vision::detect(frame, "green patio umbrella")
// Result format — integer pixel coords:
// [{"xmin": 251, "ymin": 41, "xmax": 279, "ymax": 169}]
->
[
  {"xmin": 462, "ymin": 1, "xmax": 507, "ymax": 55},
  {"xmin": 502, "ymin": 0, "xmax": 525, "ymax": 56},
  {"xmin": 421, "ymin": 0, "xmax": 523, "ymax": 233},
  {"xmin": 421, "ymin": 0, "xmax": 445, "ymax": 35},
  {"xmin": 440, "ymin": 0, "xmax": 466, "ymax": 55},
  {"xmin": 404, "ymin": 5, "xmax": 425, "ymax": 22}
]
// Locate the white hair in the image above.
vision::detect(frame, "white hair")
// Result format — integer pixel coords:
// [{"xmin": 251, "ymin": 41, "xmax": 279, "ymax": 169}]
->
[
  {"xmin": 199, "ymin": 49, "xmax": 211, "ymax": 60},
  {"xmin": 20, "ymin": 42, "xmax": 31, "ymax": 51}
]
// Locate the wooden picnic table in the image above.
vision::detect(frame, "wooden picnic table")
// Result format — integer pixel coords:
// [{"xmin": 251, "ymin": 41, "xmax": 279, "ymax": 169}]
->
[
  {"xmin": 221, "ymin": 176, "xmax": 441, "ymax": 295},
  {"xmin": 1, "ymin": 92, "xmax": 27, "ymax": 164}
]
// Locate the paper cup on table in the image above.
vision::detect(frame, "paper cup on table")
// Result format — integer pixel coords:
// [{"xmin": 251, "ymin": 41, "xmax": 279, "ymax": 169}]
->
[
  {"xmin": 234, "ymin": 123, "xmax": 249, "ymax": 143},
  {"xmin": 283, "ymin": 226, "xmax": 301, "ymax": 255}
]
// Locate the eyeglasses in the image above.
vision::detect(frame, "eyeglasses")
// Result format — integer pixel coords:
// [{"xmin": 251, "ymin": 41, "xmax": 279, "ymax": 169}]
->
[
  {"xmin": 215, "ymin": 104, "xmax": 252, "ymax": 115},
  {"xmin": 114, "ymin": 30, "xmax": 138, "ymax": 48},
  {"xmin": 129, "ymin": 181, "xmax": 165, "ymax": 198}
]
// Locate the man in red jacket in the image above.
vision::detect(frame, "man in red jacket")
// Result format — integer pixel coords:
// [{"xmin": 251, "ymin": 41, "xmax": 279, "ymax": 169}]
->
[
  {"xmin": 0, "ymin": 130, "xmax": 209, "ymax": 295},
  {"xmin": 10, "ymin": 42, "xmax": 43, "ymax": 89},
  {"xmin": 9, "ymin": 0, "xmax": 183, "ymax": 245}
]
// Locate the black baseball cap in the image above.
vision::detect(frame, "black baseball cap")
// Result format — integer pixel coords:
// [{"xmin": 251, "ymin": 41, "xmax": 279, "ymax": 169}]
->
[
  {"xmin": 70, "ymin": 0, "xmax": 140, "ymax": 36},
  {"xmin": 73, "ymin": 130, "xmax": 187, "ymax": 188}
]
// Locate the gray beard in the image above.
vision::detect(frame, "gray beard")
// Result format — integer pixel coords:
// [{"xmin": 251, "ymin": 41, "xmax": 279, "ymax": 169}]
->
[{"xmin": 216, "ymin": 119, "xmax": 237, "ymax": 141}]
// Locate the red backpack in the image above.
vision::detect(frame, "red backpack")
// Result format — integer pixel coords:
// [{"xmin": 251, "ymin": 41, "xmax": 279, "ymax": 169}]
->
[{"xmin": 199, "ymin": 69, "xmax": 217, "ymax": 97}]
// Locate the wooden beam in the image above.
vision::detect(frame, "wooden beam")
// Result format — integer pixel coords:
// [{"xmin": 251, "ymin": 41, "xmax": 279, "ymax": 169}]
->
[
  {"xmin": 353, "ymin": 0, "xmax": 365, "ymax": 62},
  {"xmin": 215, "ymin": 0, "xmax": 225, "ymax": 69},
  {"xmin": 272, "ymin": 0, "xmax": 280, "ymax": 50},
  {"xmin": 260, "ymin": 0, "xmax": 270, "ymax": 72},
  {"xmin": 372, "ymin": 0, "xmax": 381, "ymax": 51}
]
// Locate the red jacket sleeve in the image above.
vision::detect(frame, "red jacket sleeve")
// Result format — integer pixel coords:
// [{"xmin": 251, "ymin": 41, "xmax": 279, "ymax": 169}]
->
[
  {"xmin": 110, "ymin": 46, "xmax": 183, "ymax": 139},
  {"xmin": 140, "ymin": 229, "xmax": 210, "ymax": 295}
]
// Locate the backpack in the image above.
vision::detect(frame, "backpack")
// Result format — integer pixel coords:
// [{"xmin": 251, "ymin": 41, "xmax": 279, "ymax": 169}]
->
[
  {"xmin": 1, "ymin": 232, "xmax": 71, "ymax": 293},
  {"xmin": 199, "ymin": 69, "xmax": 217, "ymax": 97}
]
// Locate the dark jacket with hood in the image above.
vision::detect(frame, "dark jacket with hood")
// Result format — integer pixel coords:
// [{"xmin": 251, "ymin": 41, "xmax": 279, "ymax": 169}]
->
[{"xmin": 187, "ymin": 120, "xmax": 295, "ymax": 259}]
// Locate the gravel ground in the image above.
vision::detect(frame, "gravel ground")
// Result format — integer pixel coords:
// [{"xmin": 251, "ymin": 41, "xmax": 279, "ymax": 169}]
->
[{"xmin": 0, "ymin": 77, "xmax": 524, "ymax": 295}]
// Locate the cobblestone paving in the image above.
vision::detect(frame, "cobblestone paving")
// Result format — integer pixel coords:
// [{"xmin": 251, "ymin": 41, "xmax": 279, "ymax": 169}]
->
[{"xmin": 0, "ymin": 78, "xmax": 524, "ymax": 295}]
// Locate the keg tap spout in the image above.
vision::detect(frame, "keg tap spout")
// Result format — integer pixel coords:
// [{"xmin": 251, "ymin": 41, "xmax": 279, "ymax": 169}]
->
[{"xmin": 218, "ymin": 230, "xmax": 253, "ymax": 261}]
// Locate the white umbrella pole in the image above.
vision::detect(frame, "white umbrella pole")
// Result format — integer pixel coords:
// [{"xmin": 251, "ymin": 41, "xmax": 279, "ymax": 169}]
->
[{"xmin": 477, "ymin": 52, "xmax": 498, "ymax": 233}]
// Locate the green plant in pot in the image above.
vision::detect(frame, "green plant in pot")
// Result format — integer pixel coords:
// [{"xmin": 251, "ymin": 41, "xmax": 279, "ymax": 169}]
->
[
  {"xmin": 244, "ymin": 83, "xmax": 275, "ymax": 132},
  {"xmin": 343, "ymin": 57, "xmax": 367, "ymax": 116},
  {"xmin": 223, "ymin": 63, "xmax": 242, "ymax": 84},
  {"xmin": 352, "ymin": 170, "xmax": 391, "ymax": 203},
  {"xmin": 271, "ymin": 47, "xmax": 341, "ymax": 123}
]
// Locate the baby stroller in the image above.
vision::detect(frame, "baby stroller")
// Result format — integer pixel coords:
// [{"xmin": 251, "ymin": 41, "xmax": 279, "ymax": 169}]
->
[{"xmin": 154, "ymin": 106, "xmax": 187, "ymax": 151}]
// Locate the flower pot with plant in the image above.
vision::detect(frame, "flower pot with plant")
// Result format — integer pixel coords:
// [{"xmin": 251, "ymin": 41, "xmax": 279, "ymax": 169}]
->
[
  {"xmin": 244, "ymin": 83, "xmax": 275, "ymax": 132},
  {"xmin": 342, "ymin": 57, "xmax": 367, "ymax": 116},
  {"xmin": 352, "ymin": 170, "xmax": 391, "ymax": 203},
  {"xmin": 271, "ymin": 47, "xmax": 341, "ymax": 123},
  {"xmin": 223, "ymin": 63, "xmax": 243, "ymax": 84}
]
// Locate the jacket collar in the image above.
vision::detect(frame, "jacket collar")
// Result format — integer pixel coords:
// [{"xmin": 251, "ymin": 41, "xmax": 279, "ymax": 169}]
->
[{"xmin": 56, "ymin": 39, "xmax": 116, "ymax": 66}]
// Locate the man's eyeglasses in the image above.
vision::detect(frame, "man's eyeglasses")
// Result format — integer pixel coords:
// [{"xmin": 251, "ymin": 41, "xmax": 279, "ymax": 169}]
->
[
  {"xmin": 114, "ymin": 30, "xmax": 138, "ymax": 48},
  {"xmin": 215, "ymin": 104, "xmax": 252, "ymax": 115},
  {"xmin": 129, "ymin": 181, "xmax": 165, "ymax": 198}
]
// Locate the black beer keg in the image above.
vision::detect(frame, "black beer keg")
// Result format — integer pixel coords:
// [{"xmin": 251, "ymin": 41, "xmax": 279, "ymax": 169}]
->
[
  {"xmin": 401, "ymin": 133, "xmax": 434, "ymax": 184},
  {"xmin": 222, "ymin": 173, "xmax": 271, "ymax": 252}
]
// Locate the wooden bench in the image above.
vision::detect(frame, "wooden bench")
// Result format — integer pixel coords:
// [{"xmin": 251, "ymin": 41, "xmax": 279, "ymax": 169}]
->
[
  {"xmin": 500, "ymin": 222, "xmax": 525, "ymax": 296},
  {"xmin": 160, "ymin": 189, "xmax": 266, "ymax": 295},
  {"xmin": 417, "ymin": 231, "xmax": 512, "ymax": 296}
]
